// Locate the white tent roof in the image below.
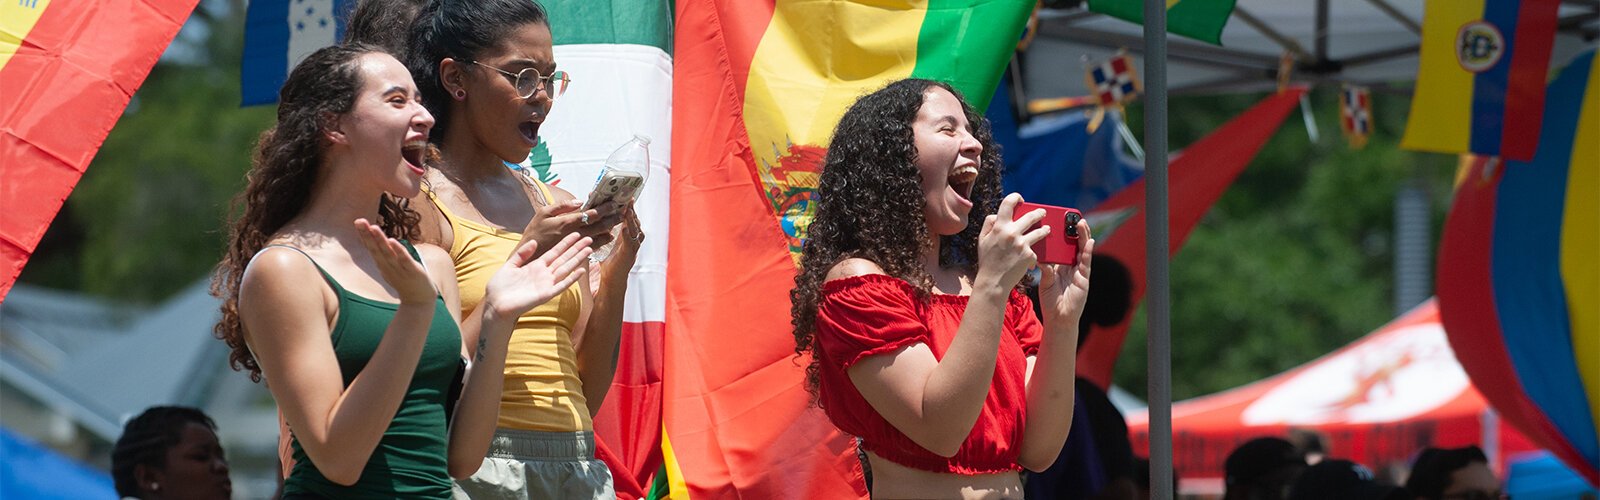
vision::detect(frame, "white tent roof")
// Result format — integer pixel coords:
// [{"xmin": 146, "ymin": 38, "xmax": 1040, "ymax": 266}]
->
[{"xmin": 1023, "ymin": 0, "xmax": 1599, "ymax": 99}]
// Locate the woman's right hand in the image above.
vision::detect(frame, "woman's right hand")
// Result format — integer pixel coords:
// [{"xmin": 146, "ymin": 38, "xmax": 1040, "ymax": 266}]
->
[
  {"xmin": 484, "ymin": 232, "xmax": 594, "ymax": 319},
  {"xmin": 976, "ymin": 193, "xmax": 1050, "ymax": 290},
  {"xmin": 355, "ymin": 218, "xmax": 437, "ymax": 305},
  {"xmin": 519, "ymin": 201, "xmax": 621, "ymax": 257}
]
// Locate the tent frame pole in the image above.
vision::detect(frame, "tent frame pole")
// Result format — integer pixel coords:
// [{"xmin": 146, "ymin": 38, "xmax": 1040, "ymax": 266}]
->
[{"xmin": 1142, "ymin": 0, "xmax": 1173, "ymax": 498}]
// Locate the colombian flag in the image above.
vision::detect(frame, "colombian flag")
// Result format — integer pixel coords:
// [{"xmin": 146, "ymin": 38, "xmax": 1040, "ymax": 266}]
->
[
  {"xmin": 1437, "ymin": 50, "xmax": 1600, "ymax": 485},
  {"xmin": 1401, "ymin": 0, "xmax": 1560, "ymax": 162},
  {"xmin": 667, "ymin": 0, "xmax": 1032, "ymax": 497},
  {"xmin": 0, "ymin": 0, "xmax": 199, "ymax": 301}
]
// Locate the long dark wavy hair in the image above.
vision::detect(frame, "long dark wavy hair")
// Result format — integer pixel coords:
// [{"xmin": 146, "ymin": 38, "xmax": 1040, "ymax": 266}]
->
[
  {"xmin": 790, "ymin": 79, "xmax": 1004, "ymax": 401},
  {"xmin": 404, "ymin": 0, "xmax": 548, "ymax": 144},
  {"xmin": 211, "ymin": 43, "xmax": 420, "ymax": 382}
]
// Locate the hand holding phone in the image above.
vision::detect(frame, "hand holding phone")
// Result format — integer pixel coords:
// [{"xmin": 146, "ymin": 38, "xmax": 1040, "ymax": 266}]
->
[
  {"xmin": 582, "ymin": 169, "xmax": 645, "ymax": 214},
  {"xmin": 1012, "ymin": 202, "xmax": 1082, "ymax": 266}
]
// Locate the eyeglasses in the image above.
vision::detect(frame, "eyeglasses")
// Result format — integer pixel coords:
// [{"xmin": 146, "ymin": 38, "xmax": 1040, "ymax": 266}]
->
[{"xmin": 467, "ymin": 60, "xmax": 570, "ymax": 100}]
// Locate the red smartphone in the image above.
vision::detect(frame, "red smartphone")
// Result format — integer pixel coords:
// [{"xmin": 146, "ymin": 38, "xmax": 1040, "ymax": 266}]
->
[{"xmin": 1013, "ymin": 202, "xmax": 1082, "ymax": 266}]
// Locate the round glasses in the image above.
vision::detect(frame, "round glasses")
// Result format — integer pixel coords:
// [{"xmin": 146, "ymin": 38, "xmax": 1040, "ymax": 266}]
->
[{"xmin": 468, "ymin": 60, "xmax": 570, "ymax": 100}]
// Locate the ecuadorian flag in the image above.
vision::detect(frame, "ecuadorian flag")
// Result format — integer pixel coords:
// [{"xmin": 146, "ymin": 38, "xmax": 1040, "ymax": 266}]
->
[
  {"xmin": 1437, "ymin": 50, "xmax": 1600, "ymax": 485},
  {"xmin": 667, "ymin": 1, "xmax": 1032, "ymax": 497},
  {"xmin": 1401, "ymin": 0, "xmax": 1560, "ymax": 162},
  {"xmin": 0, "ymin": 0, "xmax": 198, "ymax": 300}
]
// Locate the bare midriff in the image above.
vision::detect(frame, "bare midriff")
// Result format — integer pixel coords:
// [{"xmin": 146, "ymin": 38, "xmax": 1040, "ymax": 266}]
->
[{"xmin": 864, "ymin": 451, "xmax": 1023, "ymax": 500}]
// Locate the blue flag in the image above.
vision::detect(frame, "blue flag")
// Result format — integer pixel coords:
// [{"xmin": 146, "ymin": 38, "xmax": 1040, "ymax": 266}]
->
[
  {"xmin": 988, "ymin": 74, "xmax": 1142, "ymax": 211},
  {"xmin": 241, "ymin": 0, "xmax": 352, "ymax": 106}
]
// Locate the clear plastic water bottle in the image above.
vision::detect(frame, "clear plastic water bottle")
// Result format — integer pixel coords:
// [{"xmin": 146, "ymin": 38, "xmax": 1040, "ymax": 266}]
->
[{"xmin": 589, "ymin": 135, "xmax": 650, "ymax": 262}]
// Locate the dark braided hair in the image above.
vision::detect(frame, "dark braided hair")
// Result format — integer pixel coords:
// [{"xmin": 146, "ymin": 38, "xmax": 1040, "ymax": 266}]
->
[
  {"xmin": 791, "ymin": 79, "xmax": 1004, "ymax": 402},
  {"xmin": 211, "ymin": 43, "xmax": 419, "ymax": 382},
  {"xmin": 111, "ymin": 406, "xmax": 219, "ymax": 497},
  {"xmin": 404, "ymin": 0, "xmax": 549, "ymax": 144}
]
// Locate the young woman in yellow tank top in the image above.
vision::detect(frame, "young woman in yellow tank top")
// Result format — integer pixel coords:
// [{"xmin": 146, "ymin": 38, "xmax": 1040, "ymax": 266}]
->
[{"xmin": 403, "ymin": 0, "xmax": 642, "ymax": 496}]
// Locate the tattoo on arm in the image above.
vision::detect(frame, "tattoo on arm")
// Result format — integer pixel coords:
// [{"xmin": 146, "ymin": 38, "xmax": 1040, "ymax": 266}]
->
[{"xmin": 474, "ymin": 335, "xmax": 489, "ymax": 363}]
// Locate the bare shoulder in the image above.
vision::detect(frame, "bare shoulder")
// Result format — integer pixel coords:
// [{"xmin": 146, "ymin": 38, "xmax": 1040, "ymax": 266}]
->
[
  {"xmin": 414, "ymin": 243, "xmax": 456, "ymax": 284},
  {"xmin": 825, "ymin": 258, "xmax": 887, "ymax": 283},
  {"xmin": 239, "ymin": 246, "xmax": 328, "ymax": 318},
  {"xmin": 546, "ymin": 183, "xmax": 578, "ymax": 204}
]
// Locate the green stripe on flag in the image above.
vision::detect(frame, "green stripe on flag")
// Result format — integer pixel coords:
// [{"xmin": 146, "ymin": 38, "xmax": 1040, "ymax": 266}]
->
[
  {"xmin": 1087, "ymin": 0, "xmax": 1235, "ymax": 45},
  {"xmin": 542, "ymin": 0, "xmax": 673, "ymax": 54},
  {"xmin": 911, "ymin": 0, "xmax": 1035, "ymax": 112}
]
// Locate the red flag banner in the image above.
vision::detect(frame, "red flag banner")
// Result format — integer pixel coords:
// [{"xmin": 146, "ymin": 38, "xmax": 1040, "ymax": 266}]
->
[
  {"xmin": 0, "ymin": 0, "xmax": 200, "ymax": 301},
  {"xmin": 1076, "ymin": 88, "xmax": 1308, "ymax": 388}
]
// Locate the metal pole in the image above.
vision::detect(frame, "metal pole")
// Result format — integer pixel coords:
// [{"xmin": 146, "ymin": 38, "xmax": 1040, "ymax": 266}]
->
[{"xmin": 1142, "ymin": 0, "xmax": 1173, "ymax": 498}]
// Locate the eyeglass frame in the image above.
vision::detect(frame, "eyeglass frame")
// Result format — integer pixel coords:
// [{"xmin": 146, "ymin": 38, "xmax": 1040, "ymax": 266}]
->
[{"xmin": 465, "ymin": 60, "xmax": 570, "ymax": 99}]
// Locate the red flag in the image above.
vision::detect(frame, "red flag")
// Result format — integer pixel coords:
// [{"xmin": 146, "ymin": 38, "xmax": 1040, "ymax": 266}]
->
[
  {"xmin": 1077, "ymin": 88, "xmax": 1308, "ymax": 388},
  {"xmin": 0, "ymin": 0, "xmax": 200, "ymax": 301}
]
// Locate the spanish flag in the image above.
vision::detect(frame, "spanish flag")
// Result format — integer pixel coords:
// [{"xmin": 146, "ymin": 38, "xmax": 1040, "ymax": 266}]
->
[
  {"xmin": 667, "ymin": 0, "xmax": 1032, "ymax": 497},
  {"xmin": 1401, "ymin": 0, "xmax": 1560, "ymax": 162},
  {"xmin": 0, "ymin": 0, "xmax": 198, "ymax": 300}
]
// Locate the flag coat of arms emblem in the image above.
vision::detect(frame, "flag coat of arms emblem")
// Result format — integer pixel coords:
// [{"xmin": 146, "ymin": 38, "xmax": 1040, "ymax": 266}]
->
[{"xmin": 1401, "ymin": 0, "xmax": 1560, "ymax": 161}]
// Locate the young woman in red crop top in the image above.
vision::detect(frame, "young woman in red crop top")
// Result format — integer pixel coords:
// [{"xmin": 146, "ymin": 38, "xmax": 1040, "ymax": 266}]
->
[{"xmin": 790, "ymin": 79, "xmax": 1095, "ymax": 500}]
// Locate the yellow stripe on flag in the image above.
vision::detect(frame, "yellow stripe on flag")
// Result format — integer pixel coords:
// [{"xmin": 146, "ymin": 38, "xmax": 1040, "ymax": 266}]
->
[
  {"xmin": 660, "ymin": 425, "xmax": 690, "ymax": 500},
  {"xmin": 0, "ymin": 0, "xmax": 52, "ymax": 72},
  {"xmin": 1562, "ymin": 56, "xmax": 1600, "ymax": 432},
  {"xmin": 743, "ymin": 0, "xmax": 926, "ymax": 168},
  {"xmin": 1401, "ymin": 0, "xmax": 1483, "ymax": 154}
]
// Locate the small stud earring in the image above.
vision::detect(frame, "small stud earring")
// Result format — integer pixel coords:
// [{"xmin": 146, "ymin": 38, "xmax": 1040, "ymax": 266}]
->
[{"xmin": 151, "ymin": 482, "xmax": 161, "ymax": 491}]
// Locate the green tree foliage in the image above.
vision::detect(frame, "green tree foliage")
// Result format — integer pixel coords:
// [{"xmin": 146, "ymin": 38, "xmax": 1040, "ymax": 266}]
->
[
  {"xmin": 1113, "ymin": 88, "xmax": 1459, "ymax": 401},
  {"xmin": 19, "ymin": 0, "xmax": 274, "ymax": 301}
]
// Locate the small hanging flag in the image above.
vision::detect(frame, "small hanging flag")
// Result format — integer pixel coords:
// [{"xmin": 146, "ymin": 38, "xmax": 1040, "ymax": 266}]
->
[
  {"xmin": 1340, "ymin": 84, "xmax": 1373, "ymax": 149},
  {"xmin": 1083, "ymin": 51, "xmax": 1142, "ymax": 134},
  {"xmin": 1088, "ymin": 52, "xmax": 1141, "ymax": 108}
]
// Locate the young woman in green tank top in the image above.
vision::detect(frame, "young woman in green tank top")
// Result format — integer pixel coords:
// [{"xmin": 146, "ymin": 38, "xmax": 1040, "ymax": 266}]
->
[{"xmin": 210, "ymin": 44, "xmax": 594, "ymax": 499}]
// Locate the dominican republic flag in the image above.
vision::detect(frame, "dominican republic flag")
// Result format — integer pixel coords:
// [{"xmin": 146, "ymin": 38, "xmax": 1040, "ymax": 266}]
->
[
  {"xmin": 240, "ymin": 0, "xmax": 351, "ymax": 106},
  {"xmin": 1088, "ymin": 54, "xmax": 1139, "ymax": 107},
  {"xmin": 1341, "ymin": 85, "xmax": 1372, "ymax": 148}
]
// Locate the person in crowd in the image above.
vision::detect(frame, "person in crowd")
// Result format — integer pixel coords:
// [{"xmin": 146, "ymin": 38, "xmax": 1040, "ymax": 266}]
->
[
  {"xmin": 403, "ymin": 0, "xmax": 642, "ymax": 496},
  {"xmin": 1024, "ymin": 256, "xmax": 1137, "ymax": 499},
  {"xmin": 1224, "ymin": 436, "xmax": 1309, "ymax": 500},
  {"xmin": 790, "ymin": 78, "xmax": 1094, "ymax": 499},
  {"xmin": 1287, "ymin": 459, "xmax": 1408, "ymax": 500},
  {"xmin": 1405, "ymin": 446, "xmax": 1503, "ymax": 500},
  {"xmin": 111, "ymin": 406, "xmax": 231, "ymax": 500},
  {"xmin": 211, "ymin": 43, "xmax": 592, "ymax": 498}
]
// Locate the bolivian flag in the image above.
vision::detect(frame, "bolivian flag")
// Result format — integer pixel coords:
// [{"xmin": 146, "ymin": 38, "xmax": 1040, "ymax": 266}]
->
[
  {"xmin": 1401, "ymin": 0, "xmax": 1560, "ymax": 162},
  {"xmin": 0, "ymin": 0, "xmax": 198, "ymax": 300},
  {"xmin": 667, "ymin": 0, "xmax": 1032, "ymax": 497}
]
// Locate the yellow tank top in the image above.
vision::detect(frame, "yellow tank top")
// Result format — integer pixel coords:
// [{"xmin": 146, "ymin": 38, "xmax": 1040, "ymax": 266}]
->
[{"xmin": 424, "ymin": 180, "xmax": 591, "ymax": 432}]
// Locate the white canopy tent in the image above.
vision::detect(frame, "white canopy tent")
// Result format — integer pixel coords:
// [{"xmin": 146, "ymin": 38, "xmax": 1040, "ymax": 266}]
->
[{"xmin": 1021, "ymin": 0, "xmax": 1598, "ymax": 100}]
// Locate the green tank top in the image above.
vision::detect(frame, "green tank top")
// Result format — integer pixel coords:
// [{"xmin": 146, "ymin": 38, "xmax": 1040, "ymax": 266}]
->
[{"xmin": 270, "ymin": 243, "xmax": 463, "ymax": 499}]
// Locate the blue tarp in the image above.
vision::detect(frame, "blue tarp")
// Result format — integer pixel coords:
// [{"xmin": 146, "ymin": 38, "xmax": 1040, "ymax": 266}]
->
[
  {"xmin": 988, "ymin": 73, "xmax": 1143, "ymax": 212},
  {"xmin": 1, "ymin": 427, "xmax": 117, "ymax": 499}
]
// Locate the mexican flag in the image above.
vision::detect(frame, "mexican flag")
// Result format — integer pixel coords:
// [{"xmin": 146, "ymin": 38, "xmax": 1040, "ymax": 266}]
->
[
  {"xmin": 666, "ymin": 1, "xmax": 1033, "ymax": 497},
  {"xmin": 523, "ymin": 1, "xmax": 674, "ymax": 497}
]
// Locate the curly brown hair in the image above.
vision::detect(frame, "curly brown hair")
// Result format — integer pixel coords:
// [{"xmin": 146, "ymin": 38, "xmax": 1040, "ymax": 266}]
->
[
  {"xmin": 790, "ymin": 79, "xmax": 1004, "ymax": 402},
  {"xmin": 211, "ymin": 43, "xmax": 420, "ymax": 382}
]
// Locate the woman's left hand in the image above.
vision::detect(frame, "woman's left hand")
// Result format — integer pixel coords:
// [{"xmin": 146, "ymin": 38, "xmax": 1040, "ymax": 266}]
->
[
  {"xmin": 614, "ymin": 205, "xmax": 644, "ymax": 256},
  {"xmin": 1038, "ymin": 218, "xmax": 1094, "ymax": 327}
]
